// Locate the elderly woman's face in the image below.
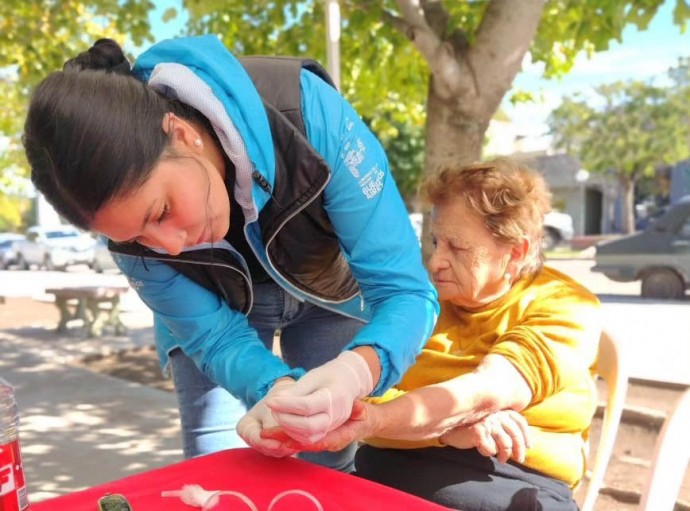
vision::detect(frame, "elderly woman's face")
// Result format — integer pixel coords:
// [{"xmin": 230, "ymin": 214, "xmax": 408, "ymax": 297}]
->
[{"xmin": 428, "ymin": 198, "xmax": 516, "ymax": 309}]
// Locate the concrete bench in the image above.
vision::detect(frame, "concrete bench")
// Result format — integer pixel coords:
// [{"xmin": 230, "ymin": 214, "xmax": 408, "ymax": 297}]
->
[{"xmin": 45, "ymin": 285, "xmax": 130, "ymax": 337}]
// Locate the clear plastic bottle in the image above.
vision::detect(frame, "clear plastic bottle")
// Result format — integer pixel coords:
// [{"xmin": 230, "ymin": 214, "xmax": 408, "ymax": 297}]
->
[{"xmin": 0, "ymin": 378, "xmax": 29, "ymax": 511}]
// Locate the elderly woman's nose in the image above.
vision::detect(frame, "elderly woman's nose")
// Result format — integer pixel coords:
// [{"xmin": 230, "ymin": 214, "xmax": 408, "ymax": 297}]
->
[{"xmin": 427, "ymin": 249, "xmax": 447, "ymax": 272}]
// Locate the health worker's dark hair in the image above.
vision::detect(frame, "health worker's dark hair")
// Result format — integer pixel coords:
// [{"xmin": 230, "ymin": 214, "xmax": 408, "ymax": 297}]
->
[{"xmin": 23, "ymin": 38, "xmax": 209, "ymax": 229}]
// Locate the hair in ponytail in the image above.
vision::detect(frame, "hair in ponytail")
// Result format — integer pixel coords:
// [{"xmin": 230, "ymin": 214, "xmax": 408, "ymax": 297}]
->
[{"xmin": 23, "ymin": 38, "xmax": 210, "ymax": 229}]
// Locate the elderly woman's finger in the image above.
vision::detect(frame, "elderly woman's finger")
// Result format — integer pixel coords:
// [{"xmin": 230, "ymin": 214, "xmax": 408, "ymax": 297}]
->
[
  {"xmin": 495, "ymin": 411, "xmax": 530, "ymax": 463},
  {"xmin": 491, "ymin": 425, "xmax": 514, "ymax": 464},
  {"xmin": 475, "ymin": 422, "xmax": 498, "ymax": 458}
]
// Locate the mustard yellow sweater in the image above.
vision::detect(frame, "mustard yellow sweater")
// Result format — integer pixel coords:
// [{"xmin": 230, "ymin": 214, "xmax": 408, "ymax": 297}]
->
[{"xmin": 367, "ymin": 266, "xmax": 601, "ymax": 488}]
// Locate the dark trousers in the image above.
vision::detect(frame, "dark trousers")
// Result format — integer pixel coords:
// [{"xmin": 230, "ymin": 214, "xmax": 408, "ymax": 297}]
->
[{"xmin": 355, "ymin": 445, "xmax": 578, "ymax": 511}]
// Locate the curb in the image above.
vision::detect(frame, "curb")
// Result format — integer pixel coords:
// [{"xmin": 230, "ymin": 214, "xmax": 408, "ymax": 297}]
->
[
  {"xmin": 595, "ymin": 403, "xmax": 667, "ymax": 430},
  {"xmin": 593, "ymin": 403, "xmax": 690, "ymax": 510},
  {"xmin": 600, "ymin": 486, "xmax": 690, "ymax": 511}
]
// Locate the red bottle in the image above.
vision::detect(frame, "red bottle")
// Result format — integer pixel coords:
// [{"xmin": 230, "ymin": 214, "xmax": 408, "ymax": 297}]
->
[{"xmin": 0, "ymin": 378, "xmax": 28, "ymax": 511}]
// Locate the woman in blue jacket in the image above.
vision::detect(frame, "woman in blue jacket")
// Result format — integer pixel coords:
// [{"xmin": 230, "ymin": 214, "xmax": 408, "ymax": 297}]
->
[{"xmin": 23, "ymin": 36, "xmax": 438, "ymax": 472}]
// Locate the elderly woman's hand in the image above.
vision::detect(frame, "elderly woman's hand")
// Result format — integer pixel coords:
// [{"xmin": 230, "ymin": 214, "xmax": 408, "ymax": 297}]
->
[
  {"xmin": 236, "ymin": 379, "xmax": 301, "ymax": 458},
  {"xmin": 261, "ymin": 400, "xmax": 376, "ymax": 452},
  {"xmin": 440, "ymin": 410, "xmax": 532, "ymax": 464}
]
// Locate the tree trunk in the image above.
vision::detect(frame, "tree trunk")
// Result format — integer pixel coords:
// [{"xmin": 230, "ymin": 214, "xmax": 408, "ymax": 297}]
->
[
  {"xmin": 420, "ymin": 0, "xmax": 544, "ymax": 175},
  {"xmin": 620, "ymin": 175, "xmax": 636, "ymax": 234},
  {"xmin": 424, "ymin": 77, "xmax": 487, "ymax": 172}
]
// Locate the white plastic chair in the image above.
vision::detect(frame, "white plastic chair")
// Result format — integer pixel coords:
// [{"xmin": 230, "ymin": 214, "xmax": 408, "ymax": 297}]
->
[
  {"xmin": 638, "ymin": 387, "xmax": 690, "ymax": 511},
  {"xmin": 580, "ymin": 331, "xmax": 629, "ymax": 511}
]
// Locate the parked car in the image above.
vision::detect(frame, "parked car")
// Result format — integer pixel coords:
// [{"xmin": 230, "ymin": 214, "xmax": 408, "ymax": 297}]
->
[
  {"xmin": 592, "ymin": 195, "xmax": 690, "ymax": 299},
  {"xmin": 14, "ymin": 225, "xmax": 96, "ymax": 271},
  {"xmin": 91, "ymin": 237, "xmax": 119, "ymax": 273},
  {"xmin": 0, "ymin": 233, "xmax": 25, "ymax": 269},
  {"xmin": 543, "ymin": 210, "xmax": 575, "ymax": 250}
]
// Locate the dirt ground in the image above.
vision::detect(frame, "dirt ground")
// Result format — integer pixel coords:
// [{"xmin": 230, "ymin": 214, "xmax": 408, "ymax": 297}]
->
[
  {"xmin": 79, "ymin": 346, "xmax": 175, "ymax": 392},
  {"xmin": 2, "ymin": 296, "xmax": 689, "ymax": 510}
]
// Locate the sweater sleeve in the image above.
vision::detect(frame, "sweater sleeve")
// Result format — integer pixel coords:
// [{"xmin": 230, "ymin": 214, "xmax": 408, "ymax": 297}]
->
[
  {"xmin": 490, "ymin": 282, "xmax": 601, "ymax": 404},
  {"xmin": 299, "ymin": 70, "xmax": 439, "ymax": 394}
]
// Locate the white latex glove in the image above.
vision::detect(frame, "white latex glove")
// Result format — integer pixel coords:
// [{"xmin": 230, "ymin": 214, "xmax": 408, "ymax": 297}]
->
[
  {"xmin": 266, "ymin": 351, "xmax": 374, "ymax": 444},
  {"xmin": 236, "ymin": 379, "xmax": 300, "ymax": 458}
]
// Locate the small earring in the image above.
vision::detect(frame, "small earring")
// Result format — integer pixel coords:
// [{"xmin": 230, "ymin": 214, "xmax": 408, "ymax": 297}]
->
[
  {"xmin": 193, "ymin": 138, "xmax": 202, "ymax": 148},
  {"xmin": 504, "ymin": 273, "xmax": 512, "ymax": 281}
]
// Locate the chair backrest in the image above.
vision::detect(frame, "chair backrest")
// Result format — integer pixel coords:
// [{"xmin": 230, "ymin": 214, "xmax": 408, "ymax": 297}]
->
[
  {"xmin": 580, "ymin": 330, "xmax": 629, "ymax": 511},
  {"xmin": 638, "ymin": 387, "xmax": 690, "ymax": 511}
]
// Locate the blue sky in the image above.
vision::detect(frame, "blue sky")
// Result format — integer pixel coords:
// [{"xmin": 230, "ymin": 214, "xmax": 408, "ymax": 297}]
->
[{"xmin": 148, "ymin": 0, "xmax": 185, "ymax": 40}]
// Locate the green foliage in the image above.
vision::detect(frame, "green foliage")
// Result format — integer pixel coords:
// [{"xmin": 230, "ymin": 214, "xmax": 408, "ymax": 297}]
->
[
  {"xmin": 369, "ymin": 114, "xmax": 425, "ymax": 204},
  {"xmin": 549, "ymin": 61, "xmax": 690, "ymax": 231},
  {"xmin": 179, "ymin": 0, "xmax": 689, "ymax": 188},
  {"xmin": 178, "ymin": 1, "xmax": 688, "ymax": 113},
  {"xmin": 0, "ymin": 0, "xmax": 159, "ymax": 230},
  {"xmin": 549, "ymin": 74, "xmax": 690, "ymax": 179},
  {"xmin": 182, "ymin": 1, "xmax": 430, "ymax": 130},
  {"xmin": 0, "ymin": 0, "xmax": 155, "ymax": 85},
  {"xmin": 533, "ymin": 0, "xmax": 669, "ymax": 78},
  {"xmin": 2, "ymin": 0, "xmax": 689, "ymax": 229},
  {"xmin": 0, "ymin": 194, "xmax": 30, "ymax": 231},
  {"xmin": 508, "ymin": 90, "xmax": 538, "ymax": 105}
]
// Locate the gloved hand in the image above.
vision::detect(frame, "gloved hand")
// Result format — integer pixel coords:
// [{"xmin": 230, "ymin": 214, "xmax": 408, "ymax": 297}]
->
[
  {"xmin": 236, "ymin": 379, "xmax": 300, "ymax": 458},
  {"xmin": 266, "ymin": 351, "xmax": 374, "ymax": 444},
  {"xmin": 262, "ymin": 400, "xmax": 370, "ymax": 452}
]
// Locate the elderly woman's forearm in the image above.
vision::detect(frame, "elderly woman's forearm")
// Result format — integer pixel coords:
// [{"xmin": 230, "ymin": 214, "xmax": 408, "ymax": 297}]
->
[
  {"xmin": 371, "ymin": 355, "xmax": 532, "ymax": 441},
  {"xmin": 372, "ymin": 378, "xmax": 496, "ymax": 440}
]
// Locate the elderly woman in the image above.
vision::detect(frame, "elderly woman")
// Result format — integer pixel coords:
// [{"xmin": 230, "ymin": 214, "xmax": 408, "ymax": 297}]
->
[{"xmin": 267, "ymin": 158, "xmax": 602, "ymax": 510}]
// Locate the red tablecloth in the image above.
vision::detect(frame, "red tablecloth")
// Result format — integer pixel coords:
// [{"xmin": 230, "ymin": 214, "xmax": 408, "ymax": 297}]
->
[{"xmin": 30, "ymin": 448, "xmax": 450, "ymax": 510}]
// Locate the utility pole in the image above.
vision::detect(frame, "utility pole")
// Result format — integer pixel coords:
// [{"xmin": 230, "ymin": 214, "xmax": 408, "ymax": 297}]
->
[{"xmin": 324, "ymin": 0, "xmax": 341, "ymax": 90}]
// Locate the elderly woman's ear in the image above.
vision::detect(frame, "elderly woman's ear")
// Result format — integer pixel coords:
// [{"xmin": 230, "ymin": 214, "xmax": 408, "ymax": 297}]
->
[{"xmin": 505, "ymin": 237, "xmax": 531, "ymax": 283}]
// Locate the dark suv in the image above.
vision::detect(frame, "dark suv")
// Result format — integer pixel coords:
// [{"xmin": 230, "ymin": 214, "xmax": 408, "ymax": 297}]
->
[{"xmin": 592, "ymin": 195, "xmax": 690, "ymax": 299}]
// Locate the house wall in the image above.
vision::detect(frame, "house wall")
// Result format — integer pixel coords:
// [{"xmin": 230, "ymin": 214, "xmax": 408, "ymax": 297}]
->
[{"xmin": 520, "ymin": 153, "xmax": 612, "ymax": 236}]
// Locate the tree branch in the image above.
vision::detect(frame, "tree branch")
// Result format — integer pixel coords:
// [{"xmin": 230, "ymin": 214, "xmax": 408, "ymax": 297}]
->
[
  {"xmin": 391, "ymin": 0, "xmax": 463, "ymax": 99},
  {"xmin": 384, "ymin": 0, "xmax": 441, "ymax": 64},
  {"xmin": 468, "ymin": 0, "xmax": 544, "ymax": 112}
]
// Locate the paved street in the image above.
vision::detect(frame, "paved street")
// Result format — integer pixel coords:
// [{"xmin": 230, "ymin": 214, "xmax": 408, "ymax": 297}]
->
[{"xmin": 2, "ymin": 257, "xmax": 689, "ymax": 387}]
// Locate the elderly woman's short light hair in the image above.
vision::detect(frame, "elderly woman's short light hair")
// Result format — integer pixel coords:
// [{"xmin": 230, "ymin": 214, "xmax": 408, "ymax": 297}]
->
[{"xmin": 422, "ymin": 157, "xmax": 552, "ymax": 274}]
